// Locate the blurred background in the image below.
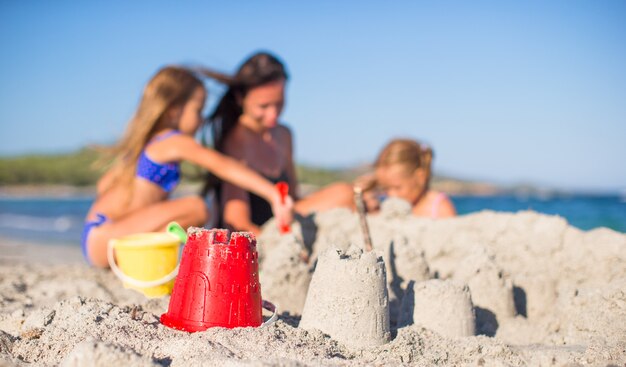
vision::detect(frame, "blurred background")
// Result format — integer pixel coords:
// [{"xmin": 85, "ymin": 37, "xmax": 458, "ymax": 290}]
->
[{"xmin": 1, "ymin": 1, "xmax": 625, "ymax": 243}]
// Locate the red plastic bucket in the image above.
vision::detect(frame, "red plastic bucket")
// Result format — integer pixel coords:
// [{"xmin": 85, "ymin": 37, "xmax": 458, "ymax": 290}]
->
[{"xmin": 161, "ymin": 228, "xmax": 276, "ymax": 332}]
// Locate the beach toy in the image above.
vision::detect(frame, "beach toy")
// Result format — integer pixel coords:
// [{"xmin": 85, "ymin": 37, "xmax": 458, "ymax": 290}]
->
[
  {"xmin": 275, "ymin": 181, "xmax": 309, "ymax": 263},
  {"xmin": 300, "ymin": 246, "xmax": 390, "ymax": 349},
  {"xmin": 160, "ymin": 227, "xmax": 277, "ymax": 332},
  {"xmin": 275, "ymin": 181, "xmax": 291, "ymax": 234},
  {"xmin": 275, "ymin": 181, "xmax": 309, "ymax": 262},
  {"xmin": 107, "ymin": 222, "xmax": 187, "ymax": 298}
]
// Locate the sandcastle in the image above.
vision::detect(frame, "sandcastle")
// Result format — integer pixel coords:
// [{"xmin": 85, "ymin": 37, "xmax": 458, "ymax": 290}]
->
[
  {"xmin": 399, "ymin": 279, "xmax": 476, "ymax": 338},
  {"xmin": 257, "ymin": 199, "xmax": 521, "ymax": 340},
  {"xmin": 299, "ymin": 246, "xmax": 391, "ymax": 349}
]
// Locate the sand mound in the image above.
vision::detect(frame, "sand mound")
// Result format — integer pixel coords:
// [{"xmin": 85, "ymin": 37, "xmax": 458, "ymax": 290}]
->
[
  {"xmin": 1, "ymin": 204, "xmax": 625, "ymax": 365},
  {"xmin": 61, "ymin": 338, "xmax": 159, "ymax": 367}
]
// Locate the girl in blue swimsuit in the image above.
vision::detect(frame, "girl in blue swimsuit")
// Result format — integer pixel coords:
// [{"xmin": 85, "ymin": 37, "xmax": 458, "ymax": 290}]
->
[{"xmin": 83, "ymin": 66, "xmax": 293, "ymax": 267}]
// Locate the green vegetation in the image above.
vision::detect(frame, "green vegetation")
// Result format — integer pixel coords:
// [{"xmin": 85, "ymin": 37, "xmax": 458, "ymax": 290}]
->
[
  {"xmin": 2, "ymin": 149, "xmax": 505, "ymax": 197},
  {"xmin": 296, "ymin": 165, "xmax": 353, "ymax": 187},
  {"xmin": 0, "ymin": 149, "xmax": 513, "ymax": 197},
  {"xmin": 0, "ymin": 149, "xmax": 104, "ymax": 186},
  {"xmin": 0, "ymin": 148, "xmax": 351, "ymax": 187}
]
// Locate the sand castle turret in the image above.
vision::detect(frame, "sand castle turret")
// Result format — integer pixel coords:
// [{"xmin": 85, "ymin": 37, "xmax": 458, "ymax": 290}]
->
[
  {"xmin": 453, "ymin": 251, "xmax": 516, "ymax": 326},
  {"xmin": 399, "ymin": 279, "xmax": 476, "ymax": 338},
  {"xmin": 299, "ymin": 247, "xmax": 391, "ymax": 349}
]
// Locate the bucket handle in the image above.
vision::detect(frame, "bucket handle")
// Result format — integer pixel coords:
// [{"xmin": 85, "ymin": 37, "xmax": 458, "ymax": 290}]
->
[
  {"xmin": 107, "ymin": 222, "xmax": 186, "ymax": 289},
  {"xmin": 108, "ymin": 242, "xmax": 181, "ymax": 289},
  {"xmin": 261, "ymin": 300, "xmax": 279, "ymax": 327}
]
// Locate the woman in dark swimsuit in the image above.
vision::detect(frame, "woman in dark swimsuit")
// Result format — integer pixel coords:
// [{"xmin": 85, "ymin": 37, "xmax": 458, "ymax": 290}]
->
[{"xmin": 201, "ymin": 52, "xmax": 353, "ymax": 235}]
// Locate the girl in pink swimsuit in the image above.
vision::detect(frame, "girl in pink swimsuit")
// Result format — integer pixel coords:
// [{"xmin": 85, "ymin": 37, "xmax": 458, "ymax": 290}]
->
[{"xmin": 356, "ymin": 138, "xmax": 456, "ymax": 218}]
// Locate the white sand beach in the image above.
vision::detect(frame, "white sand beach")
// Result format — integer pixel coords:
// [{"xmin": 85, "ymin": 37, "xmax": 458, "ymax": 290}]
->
[{"xmin": 1, "ymin": 200, "xmax": 625, "ymax": 366}]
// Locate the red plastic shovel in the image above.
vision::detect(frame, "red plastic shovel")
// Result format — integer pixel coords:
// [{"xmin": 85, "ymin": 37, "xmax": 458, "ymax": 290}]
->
[
  {"xmin": 275, "ymin": 181, "xmax": 309, "ymax": 262},
  {"xmin": 276, "ymin": 181, "xmax": 291, "ymax": 234}
]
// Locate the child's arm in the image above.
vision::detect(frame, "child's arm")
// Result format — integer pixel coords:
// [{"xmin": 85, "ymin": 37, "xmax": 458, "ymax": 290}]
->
[
  {"xmin": 221, "ymin": 180, "xmax": 262, "ymax": 235},
  {"xmin": 173, "ymin": 136, "xmax": 293, "ymax": 227}
]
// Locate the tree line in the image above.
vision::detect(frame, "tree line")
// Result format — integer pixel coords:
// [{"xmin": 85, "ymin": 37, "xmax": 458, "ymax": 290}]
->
[{"xmin": 0, "ymin": 148, "xmax": 352, "ymax": 187}]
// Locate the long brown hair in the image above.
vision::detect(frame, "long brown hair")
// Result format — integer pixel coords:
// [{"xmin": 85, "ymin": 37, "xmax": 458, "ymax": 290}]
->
[
  {"xmin": 199, "ymin": 51, "xmax": 289, "ymax": 152},
  {"xmin": 101, "ymin": 66, "xmax": 203, "ymax": 200},
  {"xmin": 375, "ymin": 138, "xmax": 434, "ymax": 188},
  {"xmin": 198, "ymin": 51, "xmax": 289, "ymax": 196}
]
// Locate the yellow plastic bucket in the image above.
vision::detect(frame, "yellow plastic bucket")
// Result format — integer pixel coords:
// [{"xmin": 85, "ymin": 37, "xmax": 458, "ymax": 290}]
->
[{"xmin": 107, "ymin": 223, "xmax": 187, "ymax": 298}]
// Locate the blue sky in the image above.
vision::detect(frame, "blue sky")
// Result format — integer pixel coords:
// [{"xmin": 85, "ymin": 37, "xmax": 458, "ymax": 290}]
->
[{"xmin": 1, "ymin": 1, "xmax": 625, "ymax": 192}]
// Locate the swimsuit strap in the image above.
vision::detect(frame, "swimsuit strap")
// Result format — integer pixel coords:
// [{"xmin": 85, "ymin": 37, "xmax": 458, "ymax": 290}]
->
[{"xmin": 147, "ymin": 130, "xmax": 181, "ymax": 145}]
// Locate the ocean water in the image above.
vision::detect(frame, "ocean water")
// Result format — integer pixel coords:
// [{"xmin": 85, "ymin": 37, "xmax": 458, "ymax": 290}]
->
[{"xmin": 0, "ymin": 194, "xmax": 624, "ymax": 246}]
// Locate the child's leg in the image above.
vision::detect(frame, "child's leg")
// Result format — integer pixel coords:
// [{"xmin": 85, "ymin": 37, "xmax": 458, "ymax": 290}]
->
[
  {"xmin": 294, "ymin": 182, "xmax": 355, "ymax": 216},
  {"xmin": 87, "ymin": 196, "xmax": 208, "ymax": 268}
]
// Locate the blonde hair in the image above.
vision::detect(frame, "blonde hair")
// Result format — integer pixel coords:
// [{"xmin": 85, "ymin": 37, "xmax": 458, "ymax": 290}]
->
[
  {"xmin": 375, "ymin": 138, "xmax": 434, "ymax": 186},
  {"xmin": 101, "ymin": 66, "xmax": 203, "ymax": 200}
]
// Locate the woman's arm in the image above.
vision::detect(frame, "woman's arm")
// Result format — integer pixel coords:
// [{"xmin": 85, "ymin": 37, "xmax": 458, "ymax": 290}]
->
[{"xmin": 174, "ymin": 136, "xmax": 276, "ymax": 201}]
